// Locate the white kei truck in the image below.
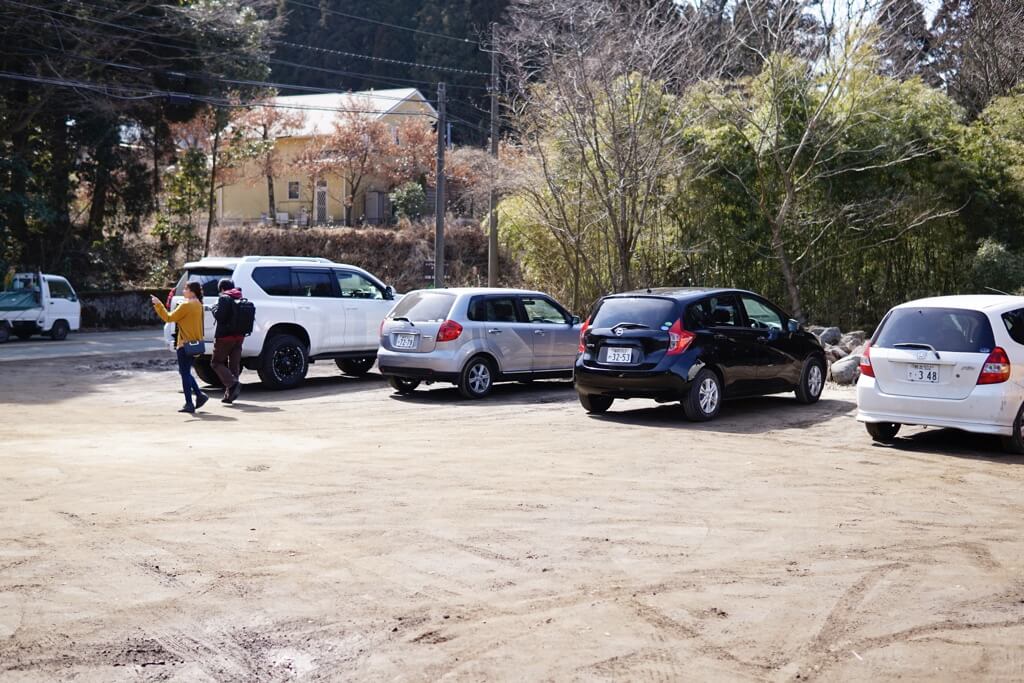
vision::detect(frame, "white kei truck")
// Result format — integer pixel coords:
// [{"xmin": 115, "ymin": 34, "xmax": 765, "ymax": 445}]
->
[{"xmin": 0, "ymin": 272, "xmax": 81, "ymax": 343}]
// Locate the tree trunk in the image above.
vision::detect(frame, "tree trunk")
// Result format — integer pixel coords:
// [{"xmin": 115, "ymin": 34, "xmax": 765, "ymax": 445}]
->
[
  {"xmin": 47, "ymin": 112, "xmax": 73, "ymax": 270},
  {"xmin": 204, "ymin": 125, "xmax": 221, "ymax": 256},
  {"xmin": 771, "ymin": 222, "xmax": 804, "ymax": 322},
  {"xmin": 87, "ymin": 133, "xmax": 115, "ymax": 237},
  {"xmin": 266, "ymin": 174, "xmax": 276, "ymax": 217}
]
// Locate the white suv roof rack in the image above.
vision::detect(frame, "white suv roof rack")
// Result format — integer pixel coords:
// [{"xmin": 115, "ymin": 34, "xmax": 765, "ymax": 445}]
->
[{"xmin": 240, "ymin": 255, "xmax": 335, "ymax": 264}]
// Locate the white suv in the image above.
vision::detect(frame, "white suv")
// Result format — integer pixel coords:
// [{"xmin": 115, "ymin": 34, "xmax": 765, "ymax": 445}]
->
[
  {"xmin": 164, "ymin": 256, "xmax": 399, "ymax": 389},
  {"xmin": 857, "ymin": 295, "xmax": 1024, "ymax": 453}
]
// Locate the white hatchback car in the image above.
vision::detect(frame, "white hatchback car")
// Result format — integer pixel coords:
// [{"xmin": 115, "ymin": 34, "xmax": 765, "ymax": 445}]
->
[{"xmin": 857, "ymin": 295, "xmax": 1024, "ymax": 453}]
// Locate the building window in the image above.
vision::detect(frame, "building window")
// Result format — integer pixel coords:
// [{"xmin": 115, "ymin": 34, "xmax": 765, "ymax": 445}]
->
[{"xmin": 288, "ymin": 181, "xmax": 300, "ymax": 200}]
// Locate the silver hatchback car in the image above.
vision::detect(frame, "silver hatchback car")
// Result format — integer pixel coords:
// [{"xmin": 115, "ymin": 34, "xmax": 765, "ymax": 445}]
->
[{"xmin": 377, "ymin": 288, "xmax": 582, "ymax": 398}]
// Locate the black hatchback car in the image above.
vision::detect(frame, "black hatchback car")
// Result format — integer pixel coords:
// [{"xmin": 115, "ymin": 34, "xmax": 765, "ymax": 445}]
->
[{"xmin": 574, "ymin": 288, "xmax": 826, "ymax": 420}]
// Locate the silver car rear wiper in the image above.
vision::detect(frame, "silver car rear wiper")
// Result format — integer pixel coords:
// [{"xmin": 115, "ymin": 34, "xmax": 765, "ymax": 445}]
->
[
  {"xmin": 893, "ymin": 342, "xmax": 940, "ymax": 360},
  {"xmin": 392, "ymin": 316, "xmax": 415, "ymax": 326}
]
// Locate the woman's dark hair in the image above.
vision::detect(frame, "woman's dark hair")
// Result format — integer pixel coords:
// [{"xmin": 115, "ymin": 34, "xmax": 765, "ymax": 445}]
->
[{"xmin": 187, "ymin": 281, "xmax": 203, "ymax": 301}]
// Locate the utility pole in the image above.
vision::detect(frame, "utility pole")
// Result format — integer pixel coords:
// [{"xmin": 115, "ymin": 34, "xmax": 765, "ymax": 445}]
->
[
  {"xmin": 487, "ymin": 24, "xmax": 500, "ymax": 287},
  {"xmin": 434, "ymin": 81, "xmax": 446, "ymax": 288}
]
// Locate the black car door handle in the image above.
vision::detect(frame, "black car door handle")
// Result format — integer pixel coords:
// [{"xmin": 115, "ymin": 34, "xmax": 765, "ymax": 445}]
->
[
  {"xmin": 755, "ymin": 336, "xmax": 769, "ymax": 343},
  {"xmin": 713, "ymin": 334, "xmax": 729, "ymax": 342}
]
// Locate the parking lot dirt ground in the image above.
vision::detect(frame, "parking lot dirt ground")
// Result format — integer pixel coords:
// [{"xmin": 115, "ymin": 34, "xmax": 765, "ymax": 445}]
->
[{"xmin": 1, "ymin": 353, "xmax": 1024, "ymax": 682}]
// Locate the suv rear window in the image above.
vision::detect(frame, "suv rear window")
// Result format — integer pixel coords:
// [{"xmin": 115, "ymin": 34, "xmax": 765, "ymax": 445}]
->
[
  {"xmin": 875, "ymin": 307, "xmax": 996, "ymax": 353},
  {"xmin": 252, "ymin": 266, "xmax": 292, "ymax": 296},
  {"xmin": 176, "ymin": 267, "xmax": 234, "ymax": 298},
  {"xmin": 590, "ymin": 297, "xmax": 678, "ymax": 330},
  {"xmin": 389, "ymin": 291, "xmax": 456, "ymax": 322}
]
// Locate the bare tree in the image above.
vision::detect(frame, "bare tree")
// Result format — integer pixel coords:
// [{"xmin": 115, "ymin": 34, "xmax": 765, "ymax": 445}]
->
[
  {"xmin": 501, "ymin": 0, "xmax": 731, "ymax": 307},
  {"xmin": 232, "ymin": 100, "xmax": 304, "ymax": 217}
]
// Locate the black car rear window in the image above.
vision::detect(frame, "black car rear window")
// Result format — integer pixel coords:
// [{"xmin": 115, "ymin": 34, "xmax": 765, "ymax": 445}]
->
[
  {"xmin": 875, "ymin": 307, "xmax": 996, "ymax": 353},
  {"xmin": 252, "ymin": 266, "xmax": 292, "ymax": 296},
  {"xmin": 176, "ymin": 267, "xmax": 234, "ymax": 298},
  {"xmin": 389, "ymin": 291, "xmax": 456, "ymax": 322},
  {"xmin": 590, "ymin": 297, "xmax": 678, "ymax": 330}
]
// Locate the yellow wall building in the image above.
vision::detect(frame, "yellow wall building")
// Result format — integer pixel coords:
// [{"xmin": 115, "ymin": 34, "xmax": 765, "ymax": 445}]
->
[{"xmin": 217, "ymin": 88, "xmax": 436, "ymax": 226}]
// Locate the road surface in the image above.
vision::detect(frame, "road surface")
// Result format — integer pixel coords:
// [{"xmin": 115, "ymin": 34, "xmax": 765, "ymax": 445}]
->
[
  {"xmin": 0, "ymin": 328, "xmax": 168, "ymax": 362},
  {"xmin": 1, "ymin": 357, "xmax": 1023, "ymax": 681}
]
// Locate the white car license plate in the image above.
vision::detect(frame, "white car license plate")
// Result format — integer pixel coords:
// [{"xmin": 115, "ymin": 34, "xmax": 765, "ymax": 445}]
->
[
  {"xmin": 394, "ymin": 333, "xmax": 417, "ymax": 349},
  {"xmin": 907, "ymin": 364, "xmax": 939, "ymax": 382},
  {"xmin": 605, "ymin": 347, "xmax": 632, "ymax": 364}
]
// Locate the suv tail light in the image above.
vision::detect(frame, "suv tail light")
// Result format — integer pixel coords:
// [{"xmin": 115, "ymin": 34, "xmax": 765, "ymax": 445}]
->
[
  {"xmin": 978, "ymin": 347, "xmax": 1010, "ymax": 384},
  {"xmin": 379, "ymin": 318, "xmax": 386, "ymax": 337},
  {"xmin": 436, "ymin": 319, "xmax": 463, "ymax": 343},
  {"xmin": 859, "ymin": 342, "xmax": 874, "ymax": 377},
  {"xmin": 666, "ymin": 319, "xmax": 695, "ymax": 355},
  {"xmin": 578, "ymin": 319, "xmax": 590, "ymax": 353},
  {"xmin": 165, "ymin": 288, "xmax": 175, "ymax": 309}
]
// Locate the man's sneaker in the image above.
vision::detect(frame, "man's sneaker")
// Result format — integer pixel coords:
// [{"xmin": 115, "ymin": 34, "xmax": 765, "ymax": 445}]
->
[
  {"xmin": 228, "ymin": 382, "xmax": 242, "ymax": 403},
  {"xmin": 195, "ymin": 393, "xmax": 209, "ymax": 410},
  {"xmin": 178, "ymin": 406, "xmax": 195, "ymax": 414}
]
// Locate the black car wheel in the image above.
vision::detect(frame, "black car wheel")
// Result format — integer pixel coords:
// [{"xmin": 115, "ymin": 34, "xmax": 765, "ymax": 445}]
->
[
  {"xmin": 336, "ymin": 357, "xmax": 375, "ymax": 377},
  {"xmin": 0, "ymin": 322, "xmax": 9, "ymax": 344},
  {"xmin": 683, "ymin": 369, "xmax": 722, "ymax": 422},
  {"xmin": 866, "ymin": 422, "xmax": 900, "ymax": 443},
  {"xmin": 578, "ymin": 392, "xmax": 613, "ymax": 414},
  {"xmin": 458, "ymin": 356, "xmax": 495, "ymax": 399},
  {"xmin": 1001, "ymin": 403, "xmax": 1024, "ymax": 454},
  {"xmin": 193, "ymin": 356, "xmax": 223, "ymax": 387},
  {"xmin": 257, "ymin": 334, "xmax": 309, "ymax": 390},
  {"xmin": 49, "ymin": 320, "xmax": 69, "ymax": 341},
  {"xmin": 388, "ymin": 376, "xmax": 421, "ymax": 395},
  {"xmin": 795, "ymin": 356, "xmax": 826, "ymax": 404}
]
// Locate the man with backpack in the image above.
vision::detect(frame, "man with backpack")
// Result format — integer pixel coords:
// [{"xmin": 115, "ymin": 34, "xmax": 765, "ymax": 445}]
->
[{"xmin": 212, "ymin": 278, "xmax": 251, "ymax": 403}]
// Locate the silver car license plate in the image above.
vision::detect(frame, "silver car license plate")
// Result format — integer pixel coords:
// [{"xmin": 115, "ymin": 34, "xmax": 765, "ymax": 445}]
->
[
  {"xmin": 605, "ymin": 347, "xmax": 632, "ymax": 364},
  {"xmin": 907, "ymin": 364, "xmax": 938, "ymax": 382},
  {"xmin": 394, "ymin": 333, "xmax": 417, "ymax": 349}
]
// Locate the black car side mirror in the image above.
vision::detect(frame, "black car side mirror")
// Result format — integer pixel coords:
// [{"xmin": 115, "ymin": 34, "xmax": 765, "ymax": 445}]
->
[
  {"xmin": 384, "ymin": 285, "xmax": 396, "ymax": 300},
  {"xmin": 787, "ymin": 318, "xmax": 800, "ymax": 333},
  {"xmin": 571, "ymin": 315, "xmax": 581, "ymax": 325}
]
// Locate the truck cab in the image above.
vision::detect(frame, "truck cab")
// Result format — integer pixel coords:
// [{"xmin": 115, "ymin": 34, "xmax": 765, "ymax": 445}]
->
[{"xmin": 0, "ymin": 273, "xmax": 81, "ymax": 342}]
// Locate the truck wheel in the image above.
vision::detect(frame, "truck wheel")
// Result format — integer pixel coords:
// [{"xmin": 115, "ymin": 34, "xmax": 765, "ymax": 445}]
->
[
  {"xmin": 257, "ymin": 334, "xmax": 308, "ymax": 390},
  {"xmin": 193, "ymin": 356, "xmax": 223, "ymax": 388},
  {"xmin": 336, "ymin": 357, "xmax": 375, "ymax": 377},
  {"xmin": 0, "ymin": 322, "xmax": 10, "ymax": 343},
  {"xmin": 49, "ymin": 320, "xmax": 69, "ymax": 341}
]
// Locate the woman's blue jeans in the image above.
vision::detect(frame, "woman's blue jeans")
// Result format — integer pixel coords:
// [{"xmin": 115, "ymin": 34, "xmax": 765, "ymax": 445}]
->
[{"xmin": 176, "ymin": 346, "xmax": 203, "ymax": 408}]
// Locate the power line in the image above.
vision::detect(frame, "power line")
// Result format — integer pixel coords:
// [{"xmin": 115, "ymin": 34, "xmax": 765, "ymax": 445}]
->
[
  {"xmin": 284, "ymin": 0, "xmax": 478, "ymax": 45},
  {"xmin": 0, "ymin": 69, "xmax": 483, "ymax": 131},
  {"xmin": 276, "ymin": 41, "xmax": 489, "ymax": 77},
  {"xmin": 9, "ymin": 0, "xmax": 491, "ymax": 94}
]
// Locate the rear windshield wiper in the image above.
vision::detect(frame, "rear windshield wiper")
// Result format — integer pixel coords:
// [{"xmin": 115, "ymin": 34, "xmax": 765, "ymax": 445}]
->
[
  {"xmin": 611, "ymin": 322, "xmax": 650, "ymax": 331},
  {"xmin": 392, "ymin": 316, "xmax": 415, "ymax": 326},
  {"xmin": 893, "ymin": 342, "xmax": 940, "ymax": 360}
]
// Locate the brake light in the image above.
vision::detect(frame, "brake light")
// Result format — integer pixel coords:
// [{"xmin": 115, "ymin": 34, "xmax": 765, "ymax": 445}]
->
[
  {"xmin": 859, "ymin": 342, "xmax": 874, "ymax": 377},
  {"xmin": 978, "ymin": 347, "xmax": 1010, "ymax": 384},
  {"xmin": 666, "ymin": 319, "xmax": 695, "ymax": 355},
  {"xmin": 379, "ymin": 318, "xmax": 386, "ymax": 337},
  {"xmin": 436, "ymin": 319, "xmax": 463, "ymax": 342},
  {"xmin": 165, "ymin": 288, "xmax": 174, "ymax": 309},
  {"xmin": 578, "ymin": 319, "xmax": 590, "ymax": 353}
]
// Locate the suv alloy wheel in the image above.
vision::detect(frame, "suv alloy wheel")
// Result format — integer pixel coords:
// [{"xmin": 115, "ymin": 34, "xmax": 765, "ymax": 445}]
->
[{"xmin": 258, "ymin": 333, "xmax": 309, "ymax": 390}]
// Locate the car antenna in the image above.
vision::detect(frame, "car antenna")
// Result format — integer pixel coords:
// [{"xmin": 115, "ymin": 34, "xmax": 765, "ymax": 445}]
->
[{"xmin": 985, "ymin": 286, "xmax": 1011, "ymax": 296}]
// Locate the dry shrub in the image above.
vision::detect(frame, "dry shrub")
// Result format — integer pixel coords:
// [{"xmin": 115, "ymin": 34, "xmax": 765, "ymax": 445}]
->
[{"xmin": 212, "ymin": 221, "xmax": 521, "ymax": 293}]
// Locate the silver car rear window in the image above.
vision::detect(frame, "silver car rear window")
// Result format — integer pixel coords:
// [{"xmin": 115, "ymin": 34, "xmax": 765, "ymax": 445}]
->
[
  {"xmin": 875, "ymin": 307, "xmax": 995, "ymax": 353},
  {"xmin": 389, "ymin": 291, "xmax": 456, "ymax": 322}
]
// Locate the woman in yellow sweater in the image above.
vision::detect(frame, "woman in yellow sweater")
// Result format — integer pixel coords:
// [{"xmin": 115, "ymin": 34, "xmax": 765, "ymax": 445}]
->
[{"xmin": 150, "ymin": 282, "xmax": 210, "ymax": 413}]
